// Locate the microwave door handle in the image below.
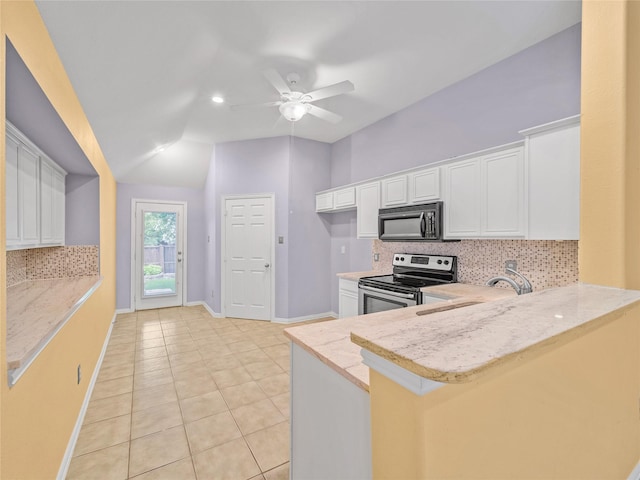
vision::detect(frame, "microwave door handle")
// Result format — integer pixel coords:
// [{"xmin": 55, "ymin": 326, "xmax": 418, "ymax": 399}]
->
[{"xmin": 419, "ymin": 212, "xmax": 426, "ymax": 238}]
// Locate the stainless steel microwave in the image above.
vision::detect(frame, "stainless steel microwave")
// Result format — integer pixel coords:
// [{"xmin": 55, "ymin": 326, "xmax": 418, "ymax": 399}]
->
[{"xmin": 378, "ymin": 202, "xmax": 448, "ymax": 242}]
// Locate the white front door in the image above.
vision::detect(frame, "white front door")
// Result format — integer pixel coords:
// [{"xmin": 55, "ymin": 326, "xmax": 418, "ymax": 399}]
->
[
  {"xmin": 223, "ymin": 195, "xmax": 274, "ymax": 321},
  {"xmin": 134, "ymin": 201, "xmax": 186, "ymax": 310}
]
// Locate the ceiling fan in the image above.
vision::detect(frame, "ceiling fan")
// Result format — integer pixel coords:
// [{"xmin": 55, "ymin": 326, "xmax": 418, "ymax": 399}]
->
[{"xmin": 232, "ymin": 69, "xmax": 354, "ymax": 124}]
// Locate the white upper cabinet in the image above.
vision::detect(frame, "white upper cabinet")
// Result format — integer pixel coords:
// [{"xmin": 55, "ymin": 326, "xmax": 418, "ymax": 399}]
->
[
  {"xmin": 6, "ymin": 134, "xmax": 21, "ymax": 246},
  {"xmin": 409, "ymin": 167, "xmax": 440, "ymax": 203},
  {"xmin": 333, "ymin": 187, "xmax": 356, "ymax": 210},
  {"xmin": 522, "ymin": 116, "xmax": 580, "ymax": 240},
  {"xmin": 356, "ymin": 181, "xmax": 380, "ymax": 239},
  {"xmin": 40, "ymin": 156, "xmax": 66, "ymax": 246},
  {"xmin": 6, "ymin": 122, "xmax": 66, "ymax": 250},
  {"xmin": 443, "ymin": 159, "xmax": 481, "ymax": 237},
  {"xmin": 6, "ymin": 130, "xmax": 40, "ymax": 249},
  {"xmin": 314, "ymin": 116, "xmax": 578, "ymax": 241},
  {"xmin": 481, "ymin": 148, "xmax": 525, "ymax": 237},
  {"xmin": 315, "ymin": 192, "xmax": 334, "ymax": 212},
  {"xmin": 381, "ymin": 175, "xmax": 408, "ymax": 207},
  {"xmin": 444, "ymin": 146, "xmax": 525, "ymax": 239},
  {"xmin": 316, "ymin": 187, "xmax": 356, "ymax": 212}
]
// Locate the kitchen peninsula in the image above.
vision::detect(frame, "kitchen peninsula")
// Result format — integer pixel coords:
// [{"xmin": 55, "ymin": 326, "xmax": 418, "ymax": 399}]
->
[{"xmin": 286, "ymin": 282, "xmax": 640, "ymax": 479}]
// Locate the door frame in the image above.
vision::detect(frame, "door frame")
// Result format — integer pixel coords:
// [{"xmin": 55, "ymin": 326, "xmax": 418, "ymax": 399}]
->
[
  {"xmin": 130, "ymin": 198, "xmax": 188, "ymax": 311},
  {"xmin": 220, "ymin": 193, "xmax": 276, "ymax": 321}
]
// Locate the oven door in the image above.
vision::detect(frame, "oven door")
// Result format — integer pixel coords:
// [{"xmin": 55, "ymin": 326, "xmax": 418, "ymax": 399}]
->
[{"xmin": 358, "ymin": 284, "xmax": 418, "ymax": 315}]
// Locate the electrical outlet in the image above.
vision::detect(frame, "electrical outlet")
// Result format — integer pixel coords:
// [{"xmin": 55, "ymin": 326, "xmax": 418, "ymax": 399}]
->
[
  {"xmin": 373, "ymin": 253, "xmax": 380, "ymax": 262},
  {"xmin": 505, "ymin": 260, "xmax": 517, "ymax": 272},
  {"xmin": 77, "ymin": 364, "xmax": 82, "ymax": 385}
]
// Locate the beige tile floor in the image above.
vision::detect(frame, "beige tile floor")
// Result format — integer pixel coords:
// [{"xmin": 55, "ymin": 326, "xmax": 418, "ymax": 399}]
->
[{"xmin": 67, "ymin": 305, "xmax": 302, "ymax": 480}]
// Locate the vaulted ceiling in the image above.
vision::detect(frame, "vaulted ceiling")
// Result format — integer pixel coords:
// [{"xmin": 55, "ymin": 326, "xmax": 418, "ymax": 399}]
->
[{"xmin": 35, "ymin": 1, "xmax": 581, "ymax": 188}]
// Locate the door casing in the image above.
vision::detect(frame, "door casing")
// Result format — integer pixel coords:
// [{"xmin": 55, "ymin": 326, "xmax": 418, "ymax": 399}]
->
[
  {"xmin": 130, "ymin": 198, "xmax": 188, "ymax": 311},
  {"xmin": 221, "ymin": 193, "xmax": 276, "ymax": 321}
]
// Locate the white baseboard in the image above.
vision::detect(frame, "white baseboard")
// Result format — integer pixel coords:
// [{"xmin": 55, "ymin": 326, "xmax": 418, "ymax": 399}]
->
[
  {"xmin": 57, "ymin": 312, "xmax": 116, "ymax": 480},
  {"xmin": 628, "ymin": 460, "xmax": 640, "ymax": 480},
  {"xmin": 273, "ymin": 311, "xmax": 337, "ymax": 324},
  {"xmin": 185, "ymin": 301, "xmax": 223, "ymax": 318},
  {"xmin": 115, "ymin": 307, "xmax": 134, "ymax": 314}
]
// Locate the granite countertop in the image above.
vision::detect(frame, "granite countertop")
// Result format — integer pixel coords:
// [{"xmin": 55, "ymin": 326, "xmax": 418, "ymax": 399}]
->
[
  {"xmin": 285, "ymin": 283, "xmax": 514, "ymax": 391},
  {"xmin": 7, "ymin": 276, "xmax": 103, "ymax": 381},
  {"xmin": 336, "ymin": 270, "xmax": 387, "ymax": 282},
  {"xmin": 351, "ymin": 283, "xmax": 640, "ymax": 384}
]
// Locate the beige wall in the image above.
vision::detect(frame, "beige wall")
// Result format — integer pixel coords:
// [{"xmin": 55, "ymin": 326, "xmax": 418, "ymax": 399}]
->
[
  {"xmin": 580, "ymin": 0, "xmax": 640, "ymax": 289},
  {"xmin": 370, "ymin": 306, "xmax": 640, "ymax": 479},
  {"xmin": 0, "ymin": 2, "xmax": 117, "ymax": 478},
  {"xmin": 369, "ymin": 1, "xmax": 640, "ymax": 477}
]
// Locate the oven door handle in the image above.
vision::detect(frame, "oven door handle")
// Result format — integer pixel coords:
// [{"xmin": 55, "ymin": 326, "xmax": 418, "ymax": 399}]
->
[{"xmin": 359, "ymin": 285, "xmax": 416, "ymax": 300}]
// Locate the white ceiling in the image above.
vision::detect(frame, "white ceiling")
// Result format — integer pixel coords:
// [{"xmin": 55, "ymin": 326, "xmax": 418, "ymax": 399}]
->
[{"xmin": 35, "ymin": 1, "xmax": 581, "ymax": 188}]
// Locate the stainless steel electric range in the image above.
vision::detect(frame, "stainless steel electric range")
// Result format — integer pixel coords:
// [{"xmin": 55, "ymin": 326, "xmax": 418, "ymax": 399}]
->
[{"xmin": 358, "ymin": 253, "xmax": 457, "ymax": 315}]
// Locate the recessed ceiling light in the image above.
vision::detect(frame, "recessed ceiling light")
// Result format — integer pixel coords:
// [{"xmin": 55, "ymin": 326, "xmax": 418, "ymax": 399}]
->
[{"xmin": 211, "ymin": 96, "xmax": 224, "ymax": 104}]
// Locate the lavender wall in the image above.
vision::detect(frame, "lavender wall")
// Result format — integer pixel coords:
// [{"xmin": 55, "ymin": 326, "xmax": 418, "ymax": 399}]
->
[
  {"xmin": 209, "ymin": 137, "xmax": 291, "ymax": 317},
  {"xmin": 288, "ymin": 137, "xmax": 332, "ymax": 318},
  {"xmin": 327, "ymin": 24, "xmax": 581, "ymax": 313},
  {"xmin": 115, "ymin": 183, "xmax": 206, "ymax": 310},
  {"xmin": 333, "ymin": 23, "xmax": 581, "ymax": 185},
  {"xmin": 66, "ymin": 175, "xmax": 100, "ymax": 245}
]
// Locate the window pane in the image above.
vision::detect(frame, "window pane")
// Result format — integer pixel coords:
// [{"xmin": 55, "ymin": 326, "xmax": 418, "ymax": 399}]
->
[{"xmin": 143, "ymin": 211, "xmax": 177, "ymax": 297}]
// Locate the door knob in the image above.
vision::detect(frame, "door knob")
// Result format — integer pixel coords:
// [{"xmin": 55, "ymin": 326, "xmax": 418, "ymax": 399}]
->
[{"xmin": 264, "ymin": 263, "xmax": 270, "ymax": 268}]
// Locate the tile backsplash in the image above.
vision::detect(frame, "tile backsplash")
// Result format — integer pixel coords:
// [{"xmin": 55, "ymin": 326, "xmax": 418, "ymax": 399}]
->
[
  {"xmin": 6, "ymin": 246, "xmax": 99, "ymax": 287},
  {"xmin": 373, "ymin": 239, "xmax": 578, "ymax": 291}
]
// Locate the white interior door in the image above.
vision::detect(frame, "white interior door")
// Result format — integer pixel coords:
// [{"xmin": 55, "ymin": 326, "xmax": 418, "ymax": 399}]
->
[
  {"xmin": 223, "ymin": 195, "xmax": 274, "ymax": 321},
  {"xmin": 134, "ymin": 201, "xmax": 186, "ymax": 310}
]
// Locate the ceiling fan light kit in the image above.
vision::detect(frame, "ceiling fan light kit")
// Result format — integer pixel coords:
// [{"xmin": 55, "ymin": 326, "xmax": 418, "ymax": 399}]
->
[
  {"xmin": 232, "ymin": 68, "xmax": 355, "ymax": 124},
  {"xmin": 279, "ymin": 101, "xmax": 310, "ymax": 122}
]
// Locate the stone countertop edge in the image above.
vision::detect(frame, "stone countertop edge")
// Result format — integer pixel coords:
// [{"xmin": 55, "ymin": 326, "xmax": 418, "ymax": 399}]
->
[
  {"xmin": 336, "ymin": 270, "xmax": 389, "ymax": 282},
  {"xmin": 350, "ymin": 283, "xmax": 640, "ymax": 385},
  {"xmin": 284, "ymin": 283, "xmax": 513, "ymax": 392},
  {"xmin": 7, "ymin": 276, "xmax": 103, "ymax": 386}
]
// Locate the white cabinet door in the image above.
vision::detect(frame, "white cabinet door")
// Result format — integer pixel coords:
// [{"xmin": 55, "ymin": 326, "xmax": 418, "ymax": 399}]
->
[
  {"xmin": 6, "ymin": 123, "xmax": 67, "ymax": 250},
  {"xmin": 338, "ymin": 278, "xmax": 359, "ymax": 318},
  {"xmin": 52, "ymin": 170, "xmax": 66, "ymax": 244},
  {"xmin": 316, "ymin": 192, "xmax": 334, "ymax": 212},
  {"xmin": 334, "ymin": 187, "xmax": 356, "ymax": 210},
  {"xmin": 5, "ymin": 135, "xmax": 20, "ymax": 247},
  {"xmin": 40, "ymin": 158, "xmax": 66, "ymax": 245},
  {"xmin": 443, "ymin": 159, "xmax": 481, "ymax": 237},
  {"xmin": 356, "ymin": 182, "xmax": 380, "ymax": 239},
  {"xmin": 409, "ymin": 167, "xmax": 440, "ymax": 203},
  {"xmin": 40, "ymin": 158, "xmax": 54, "ymax": 244},
  {"xmin": 481, "ymin": 148, "xmax": 525, "ymax": 237},
  {"xmin": 527, "ymin": 123, "xmax": 580, "ymax": 240},
  {"xmin": 381, "ymin": 175, "xmax": 408, "ymax": 207},
  {"xmin": 20, "ymin": 145, "xmax": 40, "ymax": 246}
]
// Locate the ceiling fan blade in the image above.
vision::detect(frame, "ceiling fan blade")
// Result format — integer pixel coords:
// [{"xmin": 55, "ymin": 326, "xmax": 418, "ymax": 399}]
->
[
  {"xmin": 307, "ymin": 104, "xmax": 343, "ymax": 124},
  {"xmin": 306, "ymin": 80, "xmax": 354, "ymax": 102},
  {"xmin": 263, "ymin": 69, "xmax": 291, "ymax": 96},
  {"xmin": 230, "ymin": 101, "xmax": 281, "ymax": 111}
]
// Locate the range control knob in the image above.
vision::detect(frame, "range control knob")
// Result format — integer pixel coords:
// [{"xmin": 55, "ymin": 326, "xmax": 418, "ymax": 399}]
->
[
  {"xmin": 437, "ymin": 259, "xmax": 443, "ymax": 264},
  {"xmin": 400, "ymin": 256, "xmax": 405, "ymax": 261},
  {"xmin": 395, "ymin": 256, "xmax": 399, "ymax": 261},
  {"xmin": 444, "ymin": 260, "xmax": 450, "ymax": 265}
]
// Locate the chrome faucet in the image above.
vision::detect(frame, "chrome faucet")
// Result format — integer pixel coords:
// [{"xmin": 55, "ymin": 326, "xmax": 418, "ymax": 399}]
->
[{"xmin": 486, "ymin": 267, "xmax": 533, "ymax": 295}]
